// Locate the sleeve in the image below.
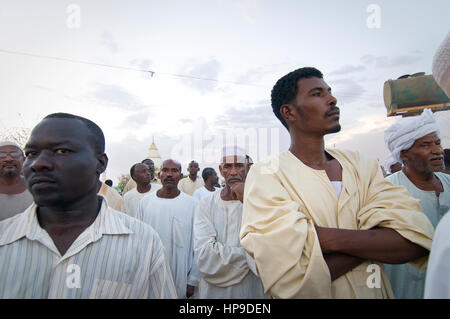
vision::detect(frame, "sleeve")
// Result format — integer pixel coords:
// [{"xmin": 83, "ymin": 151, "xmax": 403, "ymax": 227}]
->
[
  {"xmin": 240, "ymin": 163, "xmax": 331, "ymax": 299},
  {"xmin": 187, "ymin": 204, "xmax": 201, "ymax": 286},
  {"xmin": 147, "ymin": 231, "xmax": 178, "ymax": 299},
  {"xmin": 356, "ymin": 157, "xmax": 434, "ymax": 269},
  {"xmin": 424, "ymin": 212, "xmax": 450, "ymax": 298},
  {"xmin": 193, "ymin": 198, "xmax": 250, "ymax": 287}
]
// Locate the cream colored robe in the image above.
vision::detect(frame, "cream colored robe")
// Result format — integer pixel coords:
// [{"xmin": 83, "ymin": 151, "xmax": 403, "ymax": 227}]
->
[{"xmin": 241, "ymin": 150, "xmax": 434, "ymax": 299}]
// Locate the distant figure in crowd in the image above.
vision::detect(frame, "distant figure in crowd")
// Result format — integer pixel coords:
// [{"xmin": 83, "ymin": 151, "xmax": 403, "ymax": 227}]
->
[
  {"xmin": 194, "ymin": 146, "xmax": 267, "ymax": 299},
  {"xmin": 104, "ymin": 179, "xmax": 113, "ymax": 187},
  {"xmin": 443, "ymin": 149, "xmax": 450, "ymax": 174},
  {"xmin": 122, "ymin": 158, "xmax": 160, "ymax": 195},
  {"xmin": 137, "ymin": 159, "xmax": 199, "ymax": 299},
  {"xmin": 0, "ymin": 141, "xmax": 33, "ymax": 221},
  {"xmin": 240, "ymin": 67, "xmax": 434, "ymax": 298},
  {"xmin": 192, "ymin": 167, "xmax": 219, "ymax": 201},
  {"xmin": 384, "ymin": 153, "xmax": 402, "ymax": 176},
  {"xmin": 123, "ymin": 163, "xmax": 162, "ymax": 218},
  {"xmin": 383, "ymin": 108, "xmax": 450, "ymax": 298},
  {"xmin": 97, "ymin": 179, "xmax": 123, "ymax": 212},
  {"xmin": 0, "ymin": 113, "xmax": 177, "ymax": 298},
  {"xmin": 424, "ymin": 30, "xmax": 450, "ymax": 299},
  {"xmin": 179, "ymin": 160, "xmax": 204, "ymax": 195}
]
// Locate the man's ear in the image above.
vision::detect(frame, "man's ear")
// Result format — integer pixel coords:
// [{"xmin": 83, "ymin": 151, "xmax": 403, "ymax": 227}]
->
[
  {"xmin": 399, "ymin": 150, "xmax": 408, "ymax": 164},
  {"xmin": 180, "ymin": 173, "xmax": 184, "ymax": 179},
  {"xmin": 96, "ymin": 153, "xmax": 108, "ymax": 175},
  {"xmin": 280, "ymin": 104, "xmax": 299, "ymax": 125}
]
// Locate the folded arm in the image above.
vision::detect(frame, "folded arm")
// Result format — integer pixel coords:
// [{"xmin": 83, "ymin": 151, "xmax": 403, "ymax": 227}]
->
[{"xmin": 316, "ymin": 226, "xmax": 428, "ymax": 264}]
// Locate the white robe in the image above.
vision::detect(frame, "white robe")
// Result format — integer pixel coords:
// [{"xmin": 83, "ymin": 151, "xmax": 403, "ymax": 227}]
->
[
  {"xmin": 123, "ymin": 184, "xmax": 162, "ymax": 218},
  {"xmin": 194, "ymin": 190, "xmax": 268, "ymax": 299},
  {"xmin": 137, "ymin": 191, "xmax": 200, "ymax": 299}
]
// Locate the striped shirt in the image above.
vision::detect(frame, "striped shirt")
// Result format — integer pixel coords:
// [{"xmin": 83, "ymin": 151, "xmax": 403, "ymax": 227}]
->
[{"xmin": 0, "ymin": 198, "xmax": 178, "ymax": 299}]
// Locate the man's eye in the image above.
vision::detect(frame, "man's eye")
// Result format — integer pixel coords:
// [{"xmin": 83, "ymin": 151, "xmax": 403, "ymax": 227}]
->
[
  {"xmin": 55, "ymin": 149, "xmax": 71, "ymax": 155},
  {"xmin": 25, "ymin": 151, "xmax": 37, "ymax": 157}
]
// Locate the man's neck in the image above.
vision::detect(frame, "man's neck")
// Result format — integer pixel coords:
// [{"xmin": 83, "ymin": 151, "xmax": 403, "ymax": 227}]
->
[
  {"xmin": 205, "ymin": 183, "xmax": 215, "ymax": 192},
  {"xmin": 289, "ymin": 134, "xmax": 329, "ymax": 169},
  {"xmin": 157, "ymin": 186, "xmax": 180, "ymax": 199},
  {"xmin": 403, "ymin": 167, "xmax": 443, "ymax": 194},
  {"xmin": 189, "ymin": 175, "xmax": 197, "ymax": 182},
  {"xmin": 0, "ymin": 174, "xmax": 27, "ymax": 194},
  {"xmin": 220, "ymin": 186, "xmax": 238, "ymax": 201},
  {"xmin": 136, "ymin": 183, "xmax": 151, "ymax": 193}
]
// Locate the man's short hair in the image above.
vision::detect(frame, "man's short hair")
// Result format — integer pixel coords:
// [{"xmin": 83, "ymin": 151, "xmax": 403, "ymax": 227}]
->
[
  {"xmin": 271, "ymin": 67, "xmax": 324, "ymax": 129},
  {"xmin": 104, "ymin": 179, "xmax": 113, "ymax": 187},
  {"xmin": 201, "ymin": 167, "xmax": 216, "ymax": 182},
  {"xmin": 141, "ymin": 158, "xmax": 154, "ymax": 165},
  {"xmin": 43, "ymin": 113, "xmax": 105, "ymax": 155},
  {"xmin": 130, "ymin": 163, "xmax": 141, "ymax": 178},
  {"xmin": 444, "ymin": 149, "xmax": 450, "ymax": 167}
]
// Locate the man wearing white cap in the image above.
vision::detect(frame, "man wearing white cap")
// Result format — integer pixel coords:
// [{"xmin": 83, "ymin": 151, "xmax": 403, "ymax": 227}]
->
[
  {"xmin": 241, "ymin": 67, "xmax": 434, "ymax": 299},
  {"xmin": 193, "ymin": 146, "xmax": 268, "ymax": 299},
  {"xmin": 383, "ymin": 108, "xmax": 450, "ymax": 298},
  {"xmin": 0, "ymin": 141, "xmax": 33, "ymax": 221}
]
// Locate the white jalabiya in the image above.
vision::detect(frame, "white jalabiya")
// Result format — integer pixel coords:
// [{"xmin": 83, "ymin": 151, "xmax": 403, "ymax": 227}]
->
[
  {"xmin": 0, "ymin": 198, "xmax": 177, "ymax": 298},
  {"xmin": 137, "ymin": 191, "xmax": 200, "ymax": 299},
  {"xmin": 192, "ymin": 186, "xmax": 217, "ymax": 201},
  {"xmin": 123, "ymin": 184, "xmax": 162, "ymax": 218},
  {"xmin": 241, "ymin": 150, "xmax": 434, "ymax": 299},
  {"xmin": 194, "ymin": 190, "xmax": 268, "ymax": 299},
  {"xmin": 425, "ymin": 210, "xmax": 450, "ymax": 298}
]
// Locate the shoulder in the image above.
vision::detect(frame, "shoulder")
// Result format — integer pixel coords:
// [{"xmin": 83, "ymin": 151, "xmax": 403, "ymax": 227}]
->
[
  {"xmin": 386, "ymin": 171, "xmax": 402, "ymax": 183},
  {"xmin": 110, "ymin": 208, "xmax": 163, "ymax": 243},
  {"xmin": 179, "ymin": 191, "xmax": 199, "ymax": 206},
  {"xmin": 436, "ymin": 172, "xmax": 450, "ymax": 184}
]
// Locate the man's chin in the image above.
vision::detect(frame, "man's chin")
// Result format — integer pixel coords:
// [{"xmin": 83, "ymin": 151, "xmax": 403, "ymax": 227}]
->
[{"xmin": 325, "ymin": 124, "xmax": 341, "ymax": 134}]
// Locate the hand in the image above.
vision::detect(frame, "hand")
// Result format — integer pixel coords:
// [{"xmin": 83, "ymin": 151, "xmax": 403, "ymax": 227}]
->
[
  {"xmin": 186, "ymin": 285, "xmax": 195, "ymax": 298},
  {"xmin": 230, "ymin": 182, "xmax": 245, "ymax": 203}
]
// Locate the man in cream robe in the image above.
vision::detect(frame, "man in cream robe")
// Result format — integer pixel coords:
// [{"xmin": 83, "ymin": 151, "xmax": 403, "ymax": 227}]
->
[
  {"xmin": 194, "ymin": 147, "xmax": 267, "ymax": 299},
  {"xmin": 241, "ymin": 67, "xmax": 434, "ymax": 299}
]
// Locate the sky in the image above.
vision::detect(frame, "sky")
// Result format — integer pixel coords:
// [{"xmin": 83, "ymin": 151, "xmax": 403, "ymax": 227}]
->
[{"xmin": 0, "ymin": 0, "xmax": 449, "ymax": 183}]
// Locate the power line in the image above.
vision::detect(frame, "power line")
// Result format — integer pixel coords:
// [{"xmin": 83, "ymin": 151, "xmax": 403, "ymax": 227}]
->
[{"xmin": 0, "ymin": 48, "xmax": 264, "ymax": 87}]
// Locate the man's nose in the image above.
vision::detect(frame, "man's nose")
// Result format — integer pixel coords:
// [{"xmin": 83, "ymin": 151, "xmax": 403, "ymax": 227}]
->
[{"xmin": 28, "ymin": 152, "xmax": 54, "ymax": 172}]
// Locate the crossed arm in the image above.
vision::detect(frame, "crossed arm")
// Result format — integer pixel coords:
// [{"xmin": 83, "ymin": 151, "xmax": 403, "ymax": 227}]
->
[{"xmin": 315, "ymin": 226, "xmax": 428, "ymax": 281}]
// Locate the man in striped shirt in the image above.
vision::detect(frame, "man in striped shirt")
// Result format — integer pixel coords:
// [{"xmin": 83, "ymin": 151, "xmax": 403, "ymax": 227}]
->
[{"xmin": 0, "ymin": 113, "xmax": 177, "ymax": 298}]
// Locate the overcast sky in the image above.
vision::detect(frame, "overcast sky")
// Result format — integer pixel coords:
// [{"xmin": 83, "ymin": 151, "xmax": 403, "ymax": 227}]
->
[{"xmin": 1, "ymin": 0, "xmax": 449, "ymax": 183}]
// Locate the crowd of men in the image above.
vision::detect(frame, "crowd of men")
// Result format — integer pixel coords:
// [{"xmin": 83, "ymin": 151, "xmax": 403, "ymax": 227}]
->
[{"xmin": 0, "ymin": 32, "xmax": 449, "ymax": 299}]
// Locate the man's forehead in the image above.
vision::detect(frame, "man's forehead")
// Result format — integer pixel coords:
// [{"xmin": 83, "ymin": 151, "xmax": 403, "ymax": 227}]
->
[
  {"xmin": 161, "ymin": 160, "xmax": 181, "ymax": 170},
  {"xmin": 27, "ymin": 118, "xmax": 89, "ymax": 146},
  {"xmin": 415, "ymin": 132, "xmax": 440, "ymax": 143},
  {"xmin": 297, "ymin": 77, "xmax": 330, "ymax": 93}
]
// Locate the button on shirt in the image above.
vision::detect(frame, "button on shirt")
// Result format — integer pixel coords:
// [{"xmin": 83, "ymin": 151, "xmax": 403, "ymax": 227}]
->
[{"xmin": 0, "ymin": 198, "xmax": 177, "ymax": 299}]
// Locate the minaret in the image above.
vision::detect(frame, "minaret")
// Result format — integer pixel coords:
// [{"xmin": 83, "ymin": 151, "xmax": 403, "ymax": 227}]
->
[{"xmin": 147, "ymin": 136, "xmax": 162, "ymax": 169}]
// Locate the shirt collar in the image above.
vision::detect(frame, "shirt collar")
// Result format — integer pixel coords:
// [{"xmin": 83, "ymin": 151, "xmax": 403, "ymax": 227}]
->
[{"xmin": 0, "ymin": 197, "xmax": 132, "ymax": 247}]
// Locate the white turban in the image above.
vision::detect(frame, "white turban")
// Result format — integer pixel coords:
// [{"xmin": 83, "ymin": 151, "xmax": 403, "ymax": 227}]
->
[
  {"xmin": 0, "ymin": 141, "xmax": 22, "ymax": 149},
  {"xmin": 384, "ymin": 153, "xmax": 399, "ymax": 174},
  {"xmin": 384, "ymin": 109, "xmax": 440, "ymax": 163},
  {"xmin": 432, "ymin": 31, "xmax": 450, "ymax": 97}
]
